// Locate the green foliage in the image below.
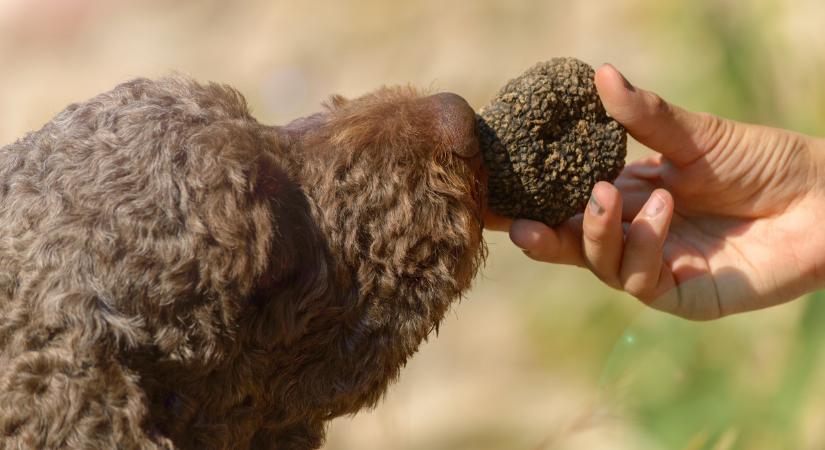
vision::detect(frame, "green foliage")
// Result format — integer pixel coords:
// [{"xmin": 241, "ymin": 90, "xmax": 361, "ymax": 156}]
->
[
  {"xmin": 595, "ymin": 293, "xmax": 825, "ymax": 450},
  {"xmin": 651, "ymin": 0, "xmax": 824, "ymax": 134}
]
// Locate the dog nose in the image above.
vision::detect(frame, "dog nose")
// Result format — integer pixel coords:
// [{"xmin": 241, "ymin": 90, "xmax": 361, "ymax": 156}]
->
[{"xmin": 428, "ymin": 92, "xmax": 480, "ymax": 159}]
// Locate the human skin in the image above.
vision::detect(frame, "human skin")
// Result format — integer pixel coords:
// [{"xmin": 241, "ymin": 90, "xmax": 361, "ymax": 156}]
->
[{"xmin": 484, "ymin": 64, "xmax": 825, "ymax": 320}]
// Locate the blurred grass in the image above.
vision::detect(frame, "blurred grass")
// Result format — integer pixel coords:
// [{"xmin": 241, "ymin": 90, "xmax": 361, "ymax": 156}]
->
[
  {"xmin": 1, "ymin": 0, "xmax": 824, "ymax": 448},
  {"xmin": 596, "ymin": 292, "xmax": 825, "ymax": 450}
]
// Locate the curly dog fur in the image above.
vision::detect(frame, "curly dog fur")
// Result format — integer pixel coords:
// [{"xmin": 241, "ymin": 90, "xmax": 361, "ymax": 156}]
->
[{"xmin": 0, "ymin": 78, "xmax": 486, "ymax": 449}]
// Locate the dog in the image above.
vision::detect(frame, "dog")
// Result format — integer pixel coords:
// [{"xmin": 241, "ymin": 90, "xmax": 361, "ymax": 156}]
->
[{"xmin": 0, "ymin": 77, "xmax": 487, "ymax": 449}]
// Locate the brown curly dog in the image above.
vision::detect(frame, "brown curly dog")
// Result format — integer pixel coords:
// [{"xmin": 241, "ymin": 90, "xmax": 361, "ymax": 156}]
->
[{"xmin": 0, "ymin": 78, "xmax": 486, "ymax": 449}]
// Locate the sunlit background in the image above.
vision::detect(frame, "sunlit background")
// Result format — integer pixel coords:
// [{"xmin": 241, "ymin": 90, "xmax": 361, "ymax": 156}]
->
[{"xmin": 2, "ymin": 0, "xmax": 824, "ymax": 448}]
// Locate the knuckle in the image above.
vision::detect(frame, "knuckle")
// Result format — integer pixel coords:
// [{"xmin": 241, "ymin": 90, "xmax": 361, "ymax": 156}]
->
[
  {"xmin": 645, "ymin": 91, "xmax": 670, "ymax": 117},
  {"xmin": 582, "ymin": 221, "xmax": 609, "ymax": 245},
  {"xmin": 622, "ymin": 275, "xmax": 655, "ymax": 300},
  {"xmin": 694, "ymin": 112, "xmax": 727, "ymax": 149},
  {"xmin": 629, "ymin": 91, "xmax": 672, "ymax": 142}
]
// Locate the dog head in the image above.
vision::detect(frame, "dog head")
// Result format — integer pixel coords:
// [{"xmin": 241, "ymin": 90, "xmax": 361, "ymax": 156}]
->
[{"xmin": 273, "ymin": 86, "xmax": 488, "ymax": 412}]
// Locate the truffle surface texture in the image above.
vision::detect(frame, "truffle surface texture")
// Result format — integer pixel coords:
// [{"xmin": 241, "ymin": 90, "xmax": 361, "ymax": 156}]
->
[{"xmin": 479, "ymin": 57, "xmax": 627, "ymax": 225}]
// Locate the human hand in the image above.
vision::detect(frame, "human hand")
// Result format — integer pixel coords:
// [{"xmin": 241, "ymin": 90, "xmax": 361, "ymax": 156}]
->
[{"xmin": 487, "ymin": 64, "xmax": 825, "ymax": 320}]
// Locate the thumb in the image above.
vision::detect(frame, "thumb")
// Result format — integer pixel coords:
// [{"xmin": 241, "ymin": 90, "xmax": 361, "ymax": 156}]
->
[{"xmin": 594, "ymin": 64, "xmax": 719, "ymax": 167}]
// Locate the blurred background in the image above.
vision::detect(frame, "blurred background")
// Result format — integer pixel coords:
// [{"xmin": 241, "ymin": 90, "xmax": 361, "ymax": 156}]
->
[{"xmin": 2, "ymin": 0, "xmax": 824, "ymax": 448}]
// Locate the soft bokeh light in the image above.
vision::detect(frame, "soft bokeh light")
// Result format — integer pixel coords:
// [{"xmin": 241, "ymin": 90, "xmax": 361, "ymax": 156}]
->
[{"xmin": 2, "ymin": 0, "xmax": 824, "ymax": 448}]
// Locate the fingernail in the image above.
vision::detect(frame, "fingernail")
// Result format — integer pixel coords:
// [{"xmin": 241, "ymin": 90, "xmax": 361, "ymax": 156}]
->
[
  {"xmin": 619, "ymin": 72, "xmax": 636, "ymax": 92},
  {"xmin": 645, "ymin": 194, "xmax": 665, "ymax": 218},
  {"xmin": 605, "ymin": 63, "xmax": 636, "ymax": 92},
  {"xmin": 588, "ymin": 193, "xmax": 605, "ymax": 216}
]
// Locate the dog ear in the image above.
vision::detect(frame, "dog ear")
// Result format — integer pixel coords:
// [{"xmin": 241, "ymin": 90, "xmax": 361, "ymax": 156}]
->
[{"xmin": 245, "ymin": 149, "xmax": 335, "ymax": 348}]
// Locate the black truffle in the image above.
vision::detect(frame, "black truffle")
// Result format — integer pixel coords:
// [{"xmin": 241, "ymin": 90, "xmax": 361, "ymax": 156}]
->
[{"xmin": 478, "ymin": 58, "xmax": 627, "ymax": 226}]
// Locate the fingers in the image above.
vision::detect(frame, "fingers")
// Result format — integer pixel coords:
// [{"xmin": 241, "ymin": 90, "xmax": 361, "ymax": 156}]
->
[
  {"xmin": 575, "ymin": 184, "xmax": 677, "ymax": 302},
  {"xmin": 614, "ymin": 175, "xmax": 659, "ymax": 221},
  {"xmin": 620, "ymin": 189, "xmax": 675, "ymax": 300},
  {"xmin": 582, "ymin": 182, "xmax": 624, "ymax": 288},
  {"xmin": 621, "ymin": 154, "xmax": 663, "ymax": 179},
  {"xmin": 594, "ymin": 64, "xmax": 722, "ymax": 167},
  {"xmin": 504, "ymin": 184, "xmax": 677, "ymax": 304},
  {"xmin": 483, "ymin": 209, "xmax": 513, "ymax": 232},
  {"xmin": 509, "ymin": 217, "xmax": 585, "ymax": 267},
  {"xmin": 579, "ymin": 184, "xmax": 676, "ymax": 300}
]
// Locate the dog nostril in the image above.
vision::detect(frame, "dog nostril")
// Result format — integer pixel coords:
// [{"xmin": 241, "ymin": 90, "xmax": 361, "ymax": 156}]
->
[{"xmin": 428, "ymin": 92, "xmax": 479, "ymax": 158}]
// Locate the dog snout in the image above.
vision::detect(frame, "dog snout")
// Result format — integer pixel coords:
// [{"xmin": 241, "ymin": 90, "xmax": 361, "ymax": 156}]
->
[{"xmin": 427, "ymin": 92, "xmax": 480, "ymax": 160}]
